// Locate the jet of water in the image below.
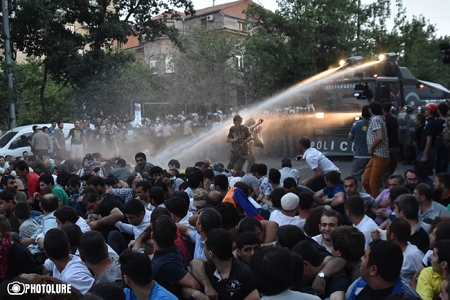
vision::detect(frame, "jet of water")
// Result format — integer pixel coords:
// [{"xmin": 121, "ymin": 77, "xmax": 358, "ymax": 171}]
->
[{"xmin": 149, "ymin": 60, "xmax": 380, "ymax": 167}]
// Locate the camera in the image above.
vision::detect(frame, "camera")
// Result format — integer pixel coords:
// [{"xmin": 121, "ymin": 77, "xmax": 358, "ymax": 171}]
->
[{"xmin": 7, "ymin": 281, "xmax": 26, "ymax": 295}]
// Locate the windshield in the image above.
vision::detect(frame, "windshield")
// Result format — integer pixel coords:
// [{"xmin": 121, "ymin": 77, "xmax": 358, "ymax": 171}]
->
[{"xmin": 0, "ymin": 132, "xmax": 18, "ymax": 148}]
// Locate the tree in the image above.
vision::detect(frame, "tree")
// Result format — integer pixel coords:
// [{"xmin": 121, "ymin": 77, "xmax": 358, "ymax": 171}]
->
[
  {"xmin": 2, "ymin": 0, "xmax": 195, "ymax": 122},
  {"xmin": 156, "ymin": 26, "xmax": 245, "ymax": 112}
]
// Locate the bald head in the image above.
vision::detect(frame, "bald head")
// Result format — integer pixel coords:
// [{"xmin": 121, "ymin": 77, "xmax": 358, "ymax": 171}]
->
[{"xmin": 206, "ymin": 190, "xmax": 223, "ymax": 207}]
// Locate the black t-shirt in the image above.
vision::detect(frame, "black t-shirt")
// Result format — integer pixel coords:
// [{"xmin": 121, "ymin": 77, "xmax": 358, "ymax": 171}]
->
[
  {"xmin": 355, "ymin": 284, "xmax": 394, "ymax": 300},
  {"xmin": 409, "ymin": 226, "xmax": 429, "ymax": 254},
  {"xmin": 1, "ymin": 242, "xmax": 43, "ymax": 283},
  {"xmin": 5, "ymin": 208, "xmax": 20, "ymax": 233},
  {"xmin": 68, "ymin": 128, "xmax": 84, "ymax": 145},
  {"xmin": 420, "ymin": 118, "xmax": 444, "ymax": 150},
  {"xmin": 385, "ymin": 114, "xmax": 400, "ymax": 148},
  {"xmin": 323, "ymin": 270, "xmax": 350, "ymax": 298},
  {"xmin": 98, "ymin": 194, "xmax": 127, "ymax": 232},
  {"xmin": 204, "ymin": 259, "xmax": 256, "ymax": 300}
]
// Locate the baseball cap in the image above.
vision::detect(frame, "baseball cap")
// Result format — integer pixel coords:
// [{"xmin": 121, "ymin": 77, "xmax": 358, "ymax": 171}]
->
[
  {"xmin": 281, "ymin": 193, "xmax": 299, "ymax": 211},
  {"xmin": 193, "ymin": 188, "xmax": 208, "ymax": 207},
  {"xmin": 424, "ymin": 103, "xmax": 438, "ymax": 113}
]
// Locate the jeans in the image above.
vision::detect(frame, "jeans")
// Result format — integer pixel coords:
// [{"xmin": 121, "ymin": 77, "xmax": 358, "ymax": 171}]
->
[
  {"xmin": 71, "ymin": 144, "xmax": 84, "ymax": 159},
  {"xmin": 382, "ymin": 147, "xmax": 400, "ymax": 188},
  {"xmin": 107, "ymin": 230, "xmax": 129, "ymax": 255},
  {"xmin": 351, "ymin": 157, "xmax": 371, "ymax": 191},
  {"xmin": 227, "ymin": 150, "xmax": 247, "ymax": 172},
  {"xmin": 362, "ymin": 155, "xmax": 390, "ymax": 198}
]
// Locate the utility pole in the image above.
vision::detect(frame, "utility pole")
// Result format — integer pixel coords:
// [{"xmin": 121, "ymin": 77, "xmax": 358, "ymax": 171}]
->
[{"xmin": 2, "ymin": 0, "xmax": 16, "ymax": 129}]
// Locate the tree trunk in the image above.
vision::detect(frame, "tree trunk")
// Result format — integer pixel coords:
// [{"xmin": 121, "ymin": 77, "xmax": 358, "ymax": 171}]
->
[{"xmin": 40, "ymin": 67, "xmax": 49, "ymax": 122}]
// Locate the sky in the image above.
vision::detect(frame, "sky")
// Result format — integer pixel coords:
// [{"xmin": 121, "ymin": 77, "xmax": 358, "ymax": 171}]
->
[{"xmin": 193, "ymin": 0, "xmax": 450, "ymax": 38}]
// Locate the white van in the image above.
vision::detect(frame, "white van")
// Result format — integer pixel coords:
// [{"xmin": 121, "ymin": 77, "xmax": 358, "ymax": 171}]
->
[{"xmin": 0, "ymin": 123, "xmax": 74, "ymax": 157}]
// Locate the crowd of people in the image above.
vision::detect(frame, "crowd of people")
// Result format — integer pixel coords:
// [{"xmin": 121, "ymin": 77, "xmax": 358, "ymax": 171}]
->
[{"xmin": 0, "ymin": 99, "xmax": 449, "ymax": 300}]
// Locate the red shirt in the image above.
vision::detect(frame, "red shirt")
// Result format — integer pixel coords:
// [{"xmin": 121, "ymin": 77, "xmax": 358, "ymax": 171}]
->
[{"xmin": 27, "ymin": 172, "xmax": 43, "ymax": 197}]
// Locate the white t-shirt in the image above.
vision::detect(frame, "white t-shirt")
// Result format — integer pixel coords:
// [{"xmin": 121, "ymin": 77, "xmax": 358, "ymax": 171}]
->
[
  {"xmin": 302, "ymin": 147, "xmax": 340, "ymax": 175},
  {"xmin": 76, "ymin": 217, "xmax": 91, "ymax": 233},
  {"xmin": 115, "ymin": 209, "xmax": 151, "ymax": 239},
  {"xmin": 401, "ymin": 243, "xmax": 424, "ymax": 285},
  {"xmin": 269, "ymin": 210, "xmax": 305, "ymax": 230},
  {"xmin": 353, "ymin": 215, "xmax": 378, "ymax": 249},
  {"xmin": 44, "ymin": 255, "xmax": 94, "ymax": 294},
  {"xmin": 312, "ymin": 234, "xmax": 333, "ymax": 253}
]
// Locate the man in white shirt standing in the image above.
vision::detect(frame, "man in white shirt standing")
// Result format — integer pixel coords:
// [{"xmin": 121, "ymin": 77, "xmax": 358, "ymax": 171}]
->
[
  {"xmin": 346, "ymin": 196, "xmax": 378, "ymax": 249},
  {"xmin": 297, "ymin": 137, "xmax": 340, "ymax": 192},
  {"xmin": 269, "ymin": 193, "xmax": 305, "ymax": 229}
]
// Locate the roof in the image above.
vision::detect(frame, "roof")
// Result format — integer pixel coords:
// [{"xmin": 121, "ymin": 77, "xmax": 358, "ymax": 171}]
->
[
  {"xmin": 418, "ymin": 80, "xmax": 450, "ymax": 94},
  {"xmin": 194, "ymin": 0, "xmax": 255, "ymax": 19}
]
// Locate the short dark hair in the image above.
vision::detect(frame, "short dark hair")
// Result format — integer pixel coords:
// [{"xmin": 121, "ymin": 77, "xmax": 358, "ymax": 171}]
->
[
  {"xmin": 14, "ymin": 202, "xmax": 31, "ymax": 220},
  {"xmin": 299, "ymin": 192, "xmax": 314, "ymax": 210},
  {"xmin": 78, "ymin": 231, "xmax": 109, "ymax": 264},
  {"xmin": 303, "ymin": 206, "xmax": 327, "ymax": 237},
  {"xmin": 435, "ymin": 222, "xmax": 450, "ymax": 241},
  {"xmin": 236, "ymin": 232, "xmax": 260, "ymax": 250},
  {"xmin": 136, "ymin": 180, "xmax": 152, "ymax": 193},
  {"xmin": 187, "ymin": 169, "xmax": 203, "ymax": 189},
  {"xmin": 123, "ymin": 199, "xmax": 145, "ymax": 216},
  {"xmin": 381, "ymin": 102, "xmax": 393, "ymax": 113},
  {"xmin": 362, "ymin": 105, "xmax": 371, "ymax": 119},
  {"xmin": 153, "ymin": 215, "xmax": 177, "ymax": 249},
  {"xmin": 54, "ymin": 206, "xmax": 79, "ymax": 224},
  {"xmin": 44, "ymin": 228, "xmax": 69, "ymax": 260},
  {"xmin": 343, "ymin": 176, "xmax": 357, "ymax": 185},
  {"xmin": 393, "ymin": 194, "xmax": 419, "ymax": 220},
  {"xmin": 331, "ymin": 226, "xmax": 365, "ymax": 262},
  {"xmin": 388, "ymin": 218, "xmax": 411, "ymax": 243},
  {"xmin": 149, "ymin": 186, "xmax": 166, "ymax": 206},
  {"xmin": 88, "ymin": 282, "xmax": 126, "ymax": 300},
  {"xmin": 268, "ymin": 168, "xmax": 281, "ymax": 185},
  {"xmin": 149, "ymin": 166, "xmax": 163, "ymax": 177},
  {"xmin": 325, "ymin": 171, "xmax": 340, "ymax": 184},
  {"xmin": 438, "ymin": 102, "xmax": 449, "ymax": 116},
  {"xmin": 14, "ymin": 160, "xmax": 29, "ymax": 173},
  {"xmin": 0, "ymin": 191, "xmax": 14, "ymax": 203},
  {"xmin": 345, "ymin": 196, "xmax": 365, "ymax": 216},
  {"xmin": 367, "ymin": 240, "xmax": 403, "ymax": 282},
  {"xmin": 205, "ymin": 228, "xmax": 233, "ymax": 261},
  {"xmin": 215, "ymin": 203, "xmax": 240, "ymax": 231},
  {"xmin": 390, "ymin": 186, "xmax": 410, "ymax": 202},
  {"xmin": 250, "ymin": 247, "xmax": 293, "ymax": 296},
  {"xmin": 238, "ymin": 217, "xmax": 263, "ymax": 234},
  {"xmin": 40, "ymin": 194, "xmax": 60, "ymax": 212},
  {"xmin": 254, "ymin": 163, "xmax": 267, "ymax": 176},
  {"xmin": 134, "ymin": 152, "xmax": 147, "ymax": 161},
  {"xmin": 165, "ymin": 196, "xmax": 188, "ymax": 219},
  {"xmin": 369, "ymin": 101, "xmax": 383, "ymax": 115},
  {"xmin": 115, "ymin": 158, "xmax": 126, "ymax": 168},
  {"xmin": 281, "ymin": 158, "xmax": 292, "ymax": 168},
  {"xmin": 389, "ymin": 174, "xmax": 405, "ymax": 185},
  {"xmin": 321, "ymin": 209, "xmax": 341, "ymax": 225},
  {"xmin": 213, "ymin": 174, "xmax": 228, "ymax": 191},
  {"xmin": 168, "ymin": 159, "xmax": 180, "ymax": 169},
  {"xmin": 0, "ymin": 215, "xmax": 11, "ymax": 234},
  {"xmin": 436, "ymin": 173, "xmax": 450, "ymax": 188},
  {"xmin": 298, "ymin": 137, "xmax": 311, "ymax": 149},
  {"xmin": 268, "ymin": 187, "xmax": 286, "ymax": 208},
  {"xmin": 0, "ymin": 174, "xmax": 16, "ymax": 187},
  {"xmin": 283, "ymin": 177, "xmax": 297, "ymax": 190},
  {"xmin": 435, "ymin": 240, "xmax": 450, "ymax": 268},
  {"xmin": 119, "ymin": 251, "xmax": 153, "ymax": 286},
  {"xmin": 38, "ymin": 173, "xmax": 54, "ymax": 186},
  {"xmin": 276, "ymin": 225, "xmax": 306, "ymax": 250},
  {"xmin": 203, "ymin": 169, "xmax": 214, "ymax": 181},
  {"xmin": 414, "ymin": 183, "xmax": 432, "ymax": 201},
  {"xmin": 195, "ymin": 161, "xmax": 206, "ymax": 168},
  {"xmin": 87, "ymin": 176, "xmax": 106, "ymax": 188},
  {"xmin": 61, "ymin": 224, "xmax": 82, "ymax": 250},
  {"xmin": 199, "ymin": 208, "xmax": 222, "ymax": 234},
  {"xmin": 291, "ymin": 240, "xmax": 321, "ymax": 267},
  {"xmin": 66, "ymin": 177, "xmax": 80, "ymax": 188},
  {"xmin": 150, "ymin": 207, "xmax": 171, "ymax": 227}
]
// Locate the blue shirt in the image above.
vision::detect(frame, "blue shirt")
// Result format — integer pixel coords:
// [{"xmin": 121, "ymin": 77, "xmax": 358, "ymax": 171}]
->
[
  {"xmin": 350, "ymin": 118, "xmax": 370, "ymax": 157},
  {"xmin": 124, "ymin": 281, "xmax": 177, "ymax": 300},
  {"xmin": 323, "ymin": 181, "xmax": 345, "ymax": 215},
  {"xmin": 189, "ymin": 230, "xmax": 205, "ymax": 259}
]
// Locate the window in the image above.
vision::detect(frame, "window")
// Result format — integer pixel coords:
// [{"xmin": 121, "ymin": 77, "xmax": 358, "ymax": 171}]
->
[
  {"xmin": 165, "ymin": 55, "xmax": 174, "ymax": 73},
  {"xmin": 238, "ymin": 21, "xmax": 245, "ymax": 31},
  {"xmin": 201, "ymin": 18, "xmax": 206, "ymax": 29},
  {"xmin": 150, "ymin": 56, "xmax": 157, "ymax": 74},
  {"xmin": 236, "ymin": 51, "xmax": 244, "ymax": 69}
]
